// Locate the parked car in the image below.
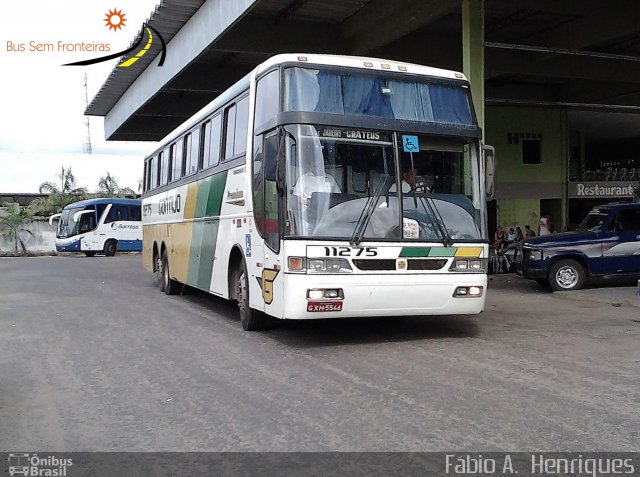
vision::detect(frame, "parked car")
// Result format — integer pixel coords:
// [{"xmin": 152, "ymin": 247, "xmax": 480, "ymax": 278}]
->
[{"xmin": 516, "ymin": 202, "xmax": 640, "ymax": 290}]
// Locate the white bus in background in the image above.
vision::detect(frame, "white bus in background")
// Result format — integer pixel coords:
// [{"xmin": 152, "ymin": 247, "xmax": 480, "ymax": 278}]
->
[
  {"xmin": 50, "ymin": 198, "xmax": 142, "ymax": 256},
  {"xmin": 142, "ymin": 53, "xmax": 495, "ymax": 330}
]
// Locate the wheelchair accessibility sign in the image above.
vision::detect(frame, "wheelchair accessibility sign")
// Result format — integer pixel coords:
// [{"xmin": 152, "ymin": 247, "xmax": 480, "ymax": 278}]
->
[{"xmin": 402, "ymin": 135, "xmax": 419, "ymax": 153}]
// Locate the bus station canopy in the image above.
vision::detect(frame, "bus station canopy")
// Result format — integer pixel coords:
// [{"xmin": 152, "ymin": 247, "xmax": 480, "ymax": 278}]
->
[{"xmin": 86, "ymin": 0, "xmax": 640, "ymax": 142}]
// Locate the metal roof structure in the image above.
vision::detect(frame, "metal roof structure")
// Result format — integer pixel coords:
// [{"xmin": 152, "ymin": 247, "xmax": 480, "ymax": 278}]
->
[{"xmin": 86, "ymin": 0, "xmax": 640, "ymax": 142}]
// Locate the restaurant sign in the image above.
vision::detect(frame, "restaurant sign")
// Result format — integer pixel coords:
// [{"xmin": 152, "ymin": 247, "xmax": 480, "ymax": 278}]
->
[{"xmin": 568, "ymin": 181, "xmax": 638, "ymax": 199}]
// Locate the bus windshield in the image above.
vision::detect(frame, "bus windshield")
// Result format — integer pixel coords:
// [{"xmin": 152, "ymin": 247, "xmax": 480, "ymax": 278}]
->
[
  {"xmin": 57, "ymin": 206, "xmax": 96, "ymax": 238},
  {"xmin": 284, "ymin": 67, "xmax": 474, "ymax": 127},
  {"xmin": 284, "ymin": 125, "xmax": 481, "ymax": 241}
]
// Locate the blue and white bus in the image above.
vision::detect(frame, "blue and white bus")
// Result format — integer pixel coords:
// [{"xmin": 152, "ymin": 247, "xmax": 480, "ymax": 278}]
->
[{"xmin": 49, "ymin": 198, "xmax": 142, "ymax": 256}]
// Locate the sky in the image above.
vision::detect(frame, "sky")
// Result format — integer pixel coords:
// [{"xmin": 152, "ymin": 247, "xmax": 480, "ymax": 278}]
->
[{"xmin": 0, "ymin": 1, "xmax": 164, "ymax": 193}]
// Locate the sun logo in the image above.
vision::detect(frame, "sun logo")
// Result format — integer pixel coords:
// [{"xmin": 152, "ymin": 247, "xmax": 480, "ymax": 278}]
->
[{"xmin": 104, "ymin": 8, "xmax": 127, "ymax": 32}]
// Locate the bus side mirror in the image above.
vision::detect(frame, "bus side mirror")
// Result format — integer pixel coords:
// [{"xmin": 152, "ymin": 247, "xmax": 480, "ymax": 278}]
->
[
  {"xmin": 48, "ymin": 213, "xmax": 61, "ymax": 225},
  {"xmin": 483, "ymin": 145, "xmax": 496, "ymax": 200}
]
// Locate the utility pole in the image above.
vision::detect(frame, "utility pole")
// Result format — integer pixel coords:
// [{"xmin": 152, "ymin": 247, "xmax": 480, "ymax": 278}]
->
[{"xmin": 83, "ymin": 73, "xmax": 93, "ymax": 154}]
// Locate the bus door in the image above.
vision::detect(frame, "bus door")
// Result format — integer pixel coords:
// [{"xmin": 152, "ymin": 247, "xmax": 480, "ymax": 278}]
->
[{"xmin": 252, "ymin": 131, "xmax": 285, "ymax": 316}]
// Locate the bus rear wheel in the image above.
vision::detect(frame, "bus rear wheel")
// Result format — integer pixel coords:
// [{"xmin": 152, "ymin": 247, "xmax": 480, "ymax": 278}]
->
[
  {"xmin": 104, "ymin": 240, "xmax": 117, "ymax": 257},
  {"xmin": 161, "ymin": 251, "xmax": 180, "ymax": 295},
  {"xmin": 237, "ymin": 265, "xmax": 270, "ymax": 331}
]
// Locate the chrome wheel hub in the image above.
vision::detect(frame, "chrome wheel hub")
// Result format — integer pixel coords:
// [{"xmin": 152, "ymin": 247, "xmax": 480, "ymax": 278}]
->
[{"xmin": 556, "ymin": 266, "xmax": 577, "ymax": 288}]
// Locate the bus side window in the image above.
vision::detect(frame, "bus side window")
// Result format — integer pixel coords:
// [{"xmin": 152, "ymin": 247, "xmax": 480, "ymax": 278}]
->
[
  {"xmin": 130, "ymin": 206, "xmax": 141, "ymax": 221},
  {"xmin": 182, "ymin": 133, "xmax": 191, "ymax": 176},
  {"xmin": 171, "ymin": 140, "xmax": 182, "ymax": 182},
  {"xmin": 234, "ymin": 96, "xmax": 249, "ymax": 157},
  {"xmin": 201, "ymin": 120, "xmax": 211, "ymax": 169},
  {"xmin": 149, "ymin": 156, "xmax": 158, "ymax": 190},
  {"xmin": 160, "ymin": 150, "xmax": 169, "ymax": 186},
  {"xmin": 223, "ymin": 104, "xmax": 237, "ymax": 161},
  {"xmin": 105, "ymin": 206, "xmax": 128, "ymax": 223},
  {"xmin": 205, "ymin": 114, "xmax": 222, "ymax": 168},
  {"xmin": 190, "ymin": 127, "xmax": 201, "ymax": 174},
  {"xmin": 96, "ymin": 204, "xmax": 108, "ymax": 223}
]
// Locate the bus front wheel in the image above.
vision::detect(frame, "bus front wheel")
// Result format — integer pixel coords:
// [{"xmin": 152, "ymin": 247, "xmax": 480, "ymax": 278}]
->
[
  {"xmin": 237, "ymin": 264, "xmax": 270, "ymax": 331},
  {"xmin": 104, "ymin": 240, "xmax": 117, "ymax": 257}
]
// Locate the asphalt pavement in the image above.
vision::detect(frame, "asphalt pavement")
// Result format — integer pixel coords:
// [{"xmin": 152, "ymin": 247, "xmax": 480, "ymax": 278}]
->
[{"xmin": 1, "ymin": 255, "xmax": 638, "ymax": 451}]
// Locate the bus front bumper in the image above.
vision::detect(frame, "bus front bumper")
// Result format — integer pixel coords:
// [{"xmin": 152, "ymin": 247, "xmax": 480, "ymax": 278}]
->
[{"xmin": 281, "ymin": 273, "xmax": 487, "ymax": 320}]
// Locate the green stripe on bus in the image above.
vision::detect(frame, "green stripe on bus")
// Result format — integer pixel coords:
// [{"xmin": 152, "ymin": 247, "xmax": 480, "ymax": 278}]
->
[
  {"xmin": 194, "ymin": 171, "xmax": 227, "ymax": 218},
  {"xmin": 427, "ymin": 247, "xmax": 457, "ymax": 257},
  {"xmin": 187, "ymin": 221, "xmax": 204, "ymax": 287},
  {"xmin": 187, "ymin": 172, "xmax": 227, "ymax": 288},
  {"xmin": 400, "ymin": 247, "xmax": 430, "ymax": 257},
  {"xmin": 196, "ymin": 220, "xmax": 219, "ymax": 290}
]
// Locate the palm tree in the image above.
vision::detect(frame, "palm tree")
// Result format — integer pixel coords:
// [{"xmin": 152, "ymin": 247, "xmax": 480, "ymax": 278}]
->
[
  {"xmin": 39, "ymin": 166, "xmax": 87, "ymax": 195},
  {"xmin": 0, "ymin": 202, "xmax": 35, "ymax": 254},
  {"xmin": 98, "ymin": 172, "xmax": 135, "ymax": 196},
  {"xmin": 31, "ymin": 166, "xmax": 88, "ymax": 217}
]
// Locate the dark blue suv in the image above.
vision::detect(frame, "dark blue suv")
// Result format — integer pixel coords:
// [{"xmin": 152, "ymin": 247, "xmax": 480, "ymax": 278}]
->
[{"xmin": 516, "ymin": 202, "xmax": 640, "ymax": 290}]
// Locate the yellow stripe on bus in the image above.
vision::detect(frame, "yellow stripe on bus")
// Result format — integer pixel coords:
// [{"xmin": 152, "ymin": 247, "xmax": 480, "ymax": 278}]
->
[
  {"xmin": 183, "ymin": 182, "xmax": 199, "ymax": 219},
  {"xmin": 454, "ymin": 247, "xmax": 483, "ymax": 258}
]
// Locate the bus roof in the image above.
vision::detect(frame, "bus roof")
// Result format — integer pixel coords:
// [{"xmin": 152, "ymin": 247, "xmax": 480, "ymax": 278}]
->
[
  {"xmin": 255, "ymin": 53, "xmax": 468, "ymax": 82},
  {"xmin": 62, "ymin": 198, "xmax": 140, "ymax": 209}
]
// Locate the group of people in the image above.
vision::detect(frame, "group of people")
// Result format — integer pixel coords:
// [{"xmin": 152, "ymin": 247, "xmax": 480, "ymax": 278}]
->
[
  {"xmin": 493, "ymin": 224, "xmax": 537, "ymax": 254},
  {"xmin": 493, "ymin": 215, "xmax": 557, "ymax": 253}
]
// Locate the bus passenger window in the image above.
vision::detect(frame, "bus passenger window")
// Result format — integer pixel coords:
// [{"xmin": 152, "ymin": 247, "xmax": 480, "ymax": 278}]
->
[
  {"xmin": 224, "ymin": 104, "xmax": 237, "ymax": 161},
  {"xmin": 170, "ymin": 142, "xmax": 181, "ymax": 182},
  {"xmin": 160, "ymin": 150, "xmax": 169, "ymax": 186},
  {"xmin": 189, "ymin": 127, "xmax": 201, "ymax": 174},
  {"xmin": 206, "ymin": 114, "xmax": 222, "ymax": 168},
  {"xmin": 234, "ymin": 96, "xmax": 249, "ymax": 156},
  {"xmin": 129, "ymin": 206, "xmax": 141, "ymax": 221},
  {"xmin": 149, "ymin": 157, "xmax": 158, "ymax": 189},
  {"xmin": 201, "ymin": 120, "xmax": 211, "ymax": 169},
  {"xmin": 183, "ymin": 133, "xmax": 192, "ymax": 176}
]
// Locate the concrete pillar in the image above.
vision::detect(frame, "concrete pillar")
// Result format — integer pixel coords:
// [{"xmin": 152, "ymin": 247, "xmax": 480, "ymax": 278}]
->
[{"xmin": 462, "ymin": 0, "xmax": 485, "ymax": 136}]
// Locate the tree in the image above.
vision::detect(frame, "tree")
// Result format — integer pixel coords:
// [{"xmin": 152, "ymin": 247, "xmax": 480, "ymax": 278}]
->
[
  {"xmin": 39, "ymin": 166, "xmax": 87, "ymax": 195},
  {"xmin": 0, "ymin": 202, "xmax": 35, "ymax": 255},
  {"xmin": 97, "ymin": 172, "xmax": 135, "ymax": 196}
]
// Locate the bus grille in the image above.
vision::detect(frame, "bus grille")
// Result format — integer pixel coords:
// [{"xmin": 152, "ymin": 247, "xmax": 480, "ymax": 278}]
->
[
  {"xmin": 407, "ymin": 259, "xmax": 448, "ymax": 270},
  {"xmin": 353, "ymin": 259, "xmax": 448, "ymax": 271}
]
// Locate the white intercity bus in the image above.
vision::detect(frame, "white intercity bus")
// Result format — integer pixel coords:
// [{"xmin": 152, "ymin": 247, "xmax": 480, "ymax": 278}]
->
[
  {"xmin": 50, "ymin": 198, "xmax": 142, "ymax": 256},
  {"xmin": 142, "ymin": 53, "xmax": 494, "ymax": 330}
]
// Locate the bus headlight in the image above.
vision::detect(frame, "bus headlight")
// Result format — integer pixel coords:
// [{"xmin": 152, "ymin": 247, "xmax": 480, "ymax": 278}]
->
[
  {"xmin": 287, "ymin": 257, "xmax": 352, "ymax": 273},
  {"xmin": 450, "ymin": 258, "xmax": 487, "ymax": 273}
]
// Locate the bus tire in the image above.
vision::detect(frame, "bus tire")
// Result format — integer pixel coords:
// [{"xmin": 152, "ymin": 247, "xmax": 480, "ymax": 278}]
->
[
  {"xmin": 161, "ymin": 251, "xmax": 180, "ymax": 295},
  {"xmin": 237, "ymin": 264, "xmax": 269, "ymax": 331},
  {"xmin": 84, "ymin": 251, "xmax": 96, "ymax": 257},
  {"xmin": 548, "ymin": 259, "xmax": 585, "ymax": 291},
  {"xmin": 104, "ymin": 240, "xmax": 117, "ymax": 257}
]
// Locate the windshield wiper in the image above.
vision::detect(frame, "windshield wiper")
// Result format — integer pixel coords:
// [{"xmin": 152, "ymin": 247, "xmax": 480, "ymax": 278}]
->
[
  {"xmin": 418, "ymin": 195, "xmax": 453, "ymax": 246},
  {"xmin": 350, "ymin": 174, "xmax": 390, "ymax": 246}
]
